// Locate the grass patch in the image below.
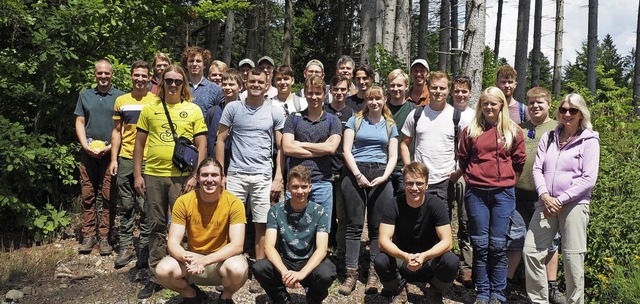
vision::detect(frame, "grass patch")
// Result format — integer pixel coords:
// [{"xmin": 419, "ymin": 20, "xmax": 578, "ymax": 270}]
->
[{"xmin": 0, "ymin": 244, "xmax": 74, "ymax": 288}]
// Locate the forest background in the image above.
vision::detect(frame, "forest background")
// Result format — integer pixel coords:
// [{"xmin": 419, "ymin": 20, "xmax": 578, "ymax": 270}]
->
[{"xmin": 1, "ymin": 0, "xmax": 639, "ymax": 302}]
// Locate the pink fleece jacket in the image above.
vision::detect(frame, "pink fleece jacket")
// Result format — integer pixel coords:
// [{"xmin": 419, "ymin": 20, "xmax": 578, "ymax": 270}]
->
[{"xmin": 533, "ymin": 127, "xmax": 600, "ymax": 205}]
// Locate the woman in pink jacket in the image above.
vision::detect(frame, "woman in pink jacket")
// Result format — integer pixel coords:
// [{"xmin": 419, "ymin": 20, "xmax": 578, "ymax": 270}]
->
[{"xmin": 523, "ymin": 93, "xmax": 600, "ymax": 304}]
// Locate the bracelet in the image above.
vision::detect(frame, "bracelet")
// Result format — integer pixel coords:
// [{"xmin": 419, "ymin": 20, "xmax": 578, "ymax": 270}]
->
[{"xmin": 355, "ymin": 173, "xmax": 363, "ymax": 180}]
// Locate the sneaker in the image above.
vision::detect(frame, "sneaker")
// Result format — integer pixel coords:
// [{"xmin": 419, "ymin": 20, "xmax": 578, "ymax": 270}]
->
[
  {"xmin": 389, "ymin": 286, "xmax": 408, "ymax": 304},
  {"xmin": 137, "ymin": 281, "xmax": 163, "ymax": 299},
  {"xmin": 114, "ymin": 246, "xmax": 136, "ymax": 268},
  {"xmin": 215, "ymin": 285, "xmax": 224, "ymax": 292},
  {"xmin": 549, "ymin": 283, "xmax": 567, "ymax": 304},
  {"xmin": 338, "ymin": 268, "xmax": 358, "ymax": 296},
  {"xmin": 248, "ymin": 278, "xmax": 263, "ymax": 293},
  {"xmin": 135, "ymin": 246, "xmax": 149, "ymax": 269},
  {"xmin": 364, "ymin": 266, "xmax": 379, "ymax": 294},
  {"xmin": 426, "ymin": 286, "xmax": 444, "ymax": 304},
  {"xmin": 78, "ymin": 236, "xmax": 97, "ymax": 254},
  {"xmin": 98, "ymin": 238, "xmax": 113, "ymax": 256}
]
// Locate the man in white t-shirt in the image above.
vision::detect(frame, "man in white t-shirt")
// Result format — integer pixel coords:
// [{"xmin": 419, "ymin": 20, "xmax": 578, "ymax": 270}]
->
[{"xmin": 400, "ymin": 71, "xmax": 471, "ymax": 212}]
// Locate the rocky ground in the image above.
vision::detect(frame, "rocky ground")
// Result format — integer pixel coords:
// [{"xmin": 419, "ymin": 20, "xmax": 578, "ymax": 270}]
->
[{"xmin": 1, "ymin": 238, "xmax": 532, "ymax": 304}]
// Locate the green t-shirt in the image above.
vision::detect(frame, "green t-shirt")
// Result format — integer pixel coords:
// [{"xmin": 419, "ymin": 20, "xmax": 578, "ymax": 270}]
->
[
  {"xmin": 266, "ymin": 200, "xmax": 329, "ymax": 261},
  {"xmin": 74, "ymin": 87, "xmax": 125, "ymax": 142},
  {"xmin": 516, "ymin": 119, "xmax": 557, "ymax": 192},
  {"xmin": 387, "ymin": 100, "xmax": 416, "ymax": 170}
]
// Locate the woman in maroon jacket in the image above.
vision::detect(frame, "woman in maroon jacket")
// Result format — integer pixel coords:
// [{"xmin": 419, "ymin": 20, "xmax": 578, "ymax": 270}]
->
[{"xmin": 457, "ymin": 86, "xmax": 527, "ymax": 304}]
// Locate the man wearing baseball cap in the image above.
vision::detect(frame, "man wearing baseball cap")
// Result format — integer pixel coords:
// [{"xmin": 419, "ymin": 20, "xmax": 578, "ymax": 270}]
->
[
  {"xmin": 238, "ymin": 58, "xmax": 255, "ymax": 95},
  {"xmin": 407, "ymin": 59, "xmax": 430, "ymax": 106},
  {"xmin": 296, "ymin": 59, "xmax": 333, "ymax": 104}
]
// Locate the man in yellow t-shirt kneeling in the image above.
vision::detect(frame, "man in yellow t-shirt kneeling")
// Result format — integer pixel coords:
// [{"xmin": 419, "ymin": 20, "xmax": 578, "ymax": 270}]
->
[{"xmin": 155, "ymin": 158, "xmax": 248, "ymax": 304}]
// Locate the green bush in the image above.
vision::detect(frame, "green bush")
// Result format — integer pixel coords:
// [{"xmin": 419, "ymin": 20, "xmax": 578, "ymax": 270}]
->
[
  {"xmin": 564, "ymin": 73, "xmax": 640, "ymax": 301},
  {"xmin": 0, "ymin": 115, "xmax": 77, "ymax": 242},
  {"xmin": 366, "ymin": 44, "xmax": 406, "ymax": 87}
]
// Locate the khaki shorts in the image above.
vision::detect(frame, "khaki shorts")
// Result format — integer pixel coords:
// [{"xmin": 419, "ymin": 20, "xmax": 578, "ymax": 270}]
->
[{"xmin": 185, "ymin": 254, "xmax": 247, "ymax": 286}]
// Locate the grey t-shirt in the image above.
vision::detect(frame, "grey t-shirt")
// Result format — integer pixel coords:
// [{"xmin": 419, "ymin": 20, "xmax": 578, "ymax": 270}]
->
[{"xmin": 220, "ymin": 100, "xmax": 285, "ymax": 174}]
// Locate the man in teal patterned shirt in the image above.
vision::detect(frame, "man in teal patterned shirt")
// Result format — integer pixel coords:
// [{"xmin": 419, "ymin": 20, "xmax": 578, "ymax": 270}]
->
[{"xmin": 253, "ymin": 165, "xmax": 336, "ymax": 304}]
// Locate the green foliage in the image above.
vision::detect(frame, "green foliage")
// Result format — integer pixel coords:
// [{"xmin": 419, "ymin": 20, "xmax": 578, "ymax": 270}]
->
[
  {"xmin": 195, "ymin": 0, "xmax": 252, "ymax": 20},
  {"xmin": 366, "ymin": 44, "xmax": 406, "ymax": 87},
  {"xmin": 0, "ymin": 115, "xmax": 77, "ymax": 239},
  {"xmin": 595, "ymin": 257, "xmax": 640, "ymax": 304},
  {"xmin": 526, "ymin": 49, "xmax": 553, "ymax": 89},
  {"xmin": 563, "ymin": 67, "xmax": 640, "ymax": 302},
  {"xmin": 482, "ymin": 46, "xmax": 508, "ymax": 89},
  {"xmin": 30, "ymin": 204, "xmax": 70, "ymax": 242}
]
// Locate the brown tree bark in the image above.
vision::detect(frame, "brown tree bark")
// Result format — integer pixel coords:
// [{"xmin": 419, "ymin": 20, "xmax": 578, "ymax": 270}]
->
[
  {"xmin": 552, "ymin": 0, "xmax": 564, "ymax": 98},
  {"xmin": 587, "ymin": 0, "xmax": 598, "ymax": 94},
  {"xmin": 514, "ymin": 0, "xmax": 531, "ymax": 102},
  {"xmin": 461, "ymin": 0, "xmax": 486, "ymax": 107},
  {"xmin": 494, "ymin": 0, "xmax": 503, "ymax": 60},
  {"xmin": 283, "ymin": 0, "xmax": 293, "ymax": 65},
  {"xmin": 438, "ymin": 0, "xmax": 451, "ymax": 71},
  {"xmin": 223, "ymin": 10, "xmax": 234, "ymax": 65},
  {"xmin": 417, "ymin": 0, "xmax": 430, "ymax": 60},
  {"xmin": 531, "ymin": 0, "xmax": 543, "ymax": 87}
]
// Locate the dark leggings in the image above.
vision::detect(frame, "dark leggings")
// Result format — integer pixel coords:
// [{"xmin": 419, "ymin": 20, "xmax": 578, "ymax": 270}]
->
[{"xmin": 341, "ymin": 162, "xmax": 393, "ymax": 270}]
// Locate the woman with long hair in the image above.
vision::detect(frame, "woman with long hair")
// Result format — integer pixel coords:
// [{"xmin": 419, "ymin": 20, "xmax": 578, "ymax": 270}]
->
[
  {"xmin": 523, "ymin": 93, "xmax": 599, "ymax": 304},
  {"xmin": 457, "ymin": 86, "xmax": 527, "ymax": 304},
  {"xmin": 338, "ymin": 86, "xmax": 398, "ymax": 296}
]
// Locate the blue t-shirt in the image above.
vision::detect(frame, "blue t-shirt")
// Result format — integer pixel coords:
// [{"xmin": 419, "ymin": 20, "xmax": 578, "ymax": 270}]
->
[
  {"xmin": 219, "ymin": 100, "xmax": 285, "ymax": 174},
  {"xmin": 190, "ymin": 78, "xmax": 224, "ymax": 117},
  {"xmin": 345, "ymin": 116, "xmax": 398, "ymax": 164}
]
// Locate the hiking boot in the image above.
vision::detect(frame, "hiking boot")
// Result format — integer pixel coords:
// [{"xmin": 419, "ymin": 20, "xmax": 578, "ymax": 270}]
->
[
  {"xmin": 248, "ymin": 278, "xmax": 263, "ymax": 293},
  {"xmin": 98, "ymin": 238, "xmax": 113, "ymax": 256},
  {"xmin": 389, "ymin": 285, "xmax": 408, "ymax": 304},
  {"xmin": 338, "ymin": 268, "xmax": 358, "ymax": 296},
  {"xmin": 488, "ymin": 298, "xmax": 504, "ymax": 304},
  {"xmin": 364, "ymin": 266, "xmax": 379, "ymax": 294},
  {"xmin": 473, "ymin": 300, "xmax": 489, "ymax": 304},
  {"xmin": 135, "ymin": 246, "xmax": 149, "ymax": 269},
  {"xmin": 549, "ymin": 282, "xmax": 567, "ymax": 304},
  {"xmin": 78, "ymin": 235, "xmax": 97, "ymax": 254},
  {"xmin": 215, "ymin": 285, "xmax": 224, "ymax": 292},
  {"xmin": 426, "ymin": 286, "xmax": 444, "ymax": 304},
  {"xmin": 137, "ymin": 281, "xmax": 163, "ymax": 299},
  {"xmin": 114, "ymin": 246, "xmax": 136, "ymax": 269}
]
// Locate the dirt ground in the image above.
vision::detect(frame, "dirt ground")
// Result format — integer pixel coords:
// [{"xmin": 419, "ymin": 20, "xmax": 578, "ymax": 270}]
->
[{"xmin": 1, "ymin": 237, "xmax": 532, "ymax": 304}]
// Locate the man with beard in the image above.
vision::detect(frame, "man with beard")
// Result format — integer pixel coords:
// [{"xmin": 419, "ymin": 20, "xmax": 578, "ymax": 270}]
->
[{"xmin": 109, "ymin": 60, "xmax": 156, "ymax": 269}]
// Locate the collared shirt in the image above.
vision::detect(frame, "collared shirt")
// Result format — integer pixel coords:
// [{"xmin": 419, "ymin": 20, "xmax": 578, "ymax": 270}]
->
[
  {"xmin": 189, "ymin": 77, "xmax": 224, "ymax": 117},
  {"xmin": 406, "ymin": 84, "xmax": 430, "ymax": 106},
  {"xmin": 74, "ymin": 86, "xmax": 126, "ymax": 142},
  {"xmin": 147, "ymin": 76, "xmax": 161, "ymax": 95}
]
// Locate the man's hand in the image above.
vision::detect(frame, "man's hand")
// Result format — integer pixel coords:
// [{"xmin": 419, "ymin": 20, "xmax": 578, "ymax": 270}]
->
[
  {"xmin": 134, "ymin": 175, "xmax": 146, "ymax": 198},
  {"xmin": 270, "ymin": 179, "xmax": 283, "ymax": 204},
  {"xmin": 369, "ymin": 175, "xmax": 388, "ymax": 188},
  {"xmin": 184, "ymin": 252, "xmax": 208, "ymax": 275},
  {"xmin": 183, "ymin": 176, "xmax": 197, "ymax": 193},
  {"xmin": 108, "ymin": 160, "xmax": 119, "ymax": 176},
  {"xmin": 281, "ymin": 270, "xmax": 304, "ymax": 289},
  {"xmin": 406, "ymin": 253, "xmax": 425, "ymax": 272}
]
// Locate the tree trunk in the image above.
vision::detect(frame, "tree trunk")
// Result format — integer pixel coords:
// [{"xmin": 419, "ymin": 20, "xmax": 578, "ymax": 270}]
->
[
  {"xmin": 587, "ymin": 0, "xmax": 598, "ymax": 94},
  {"xmin": 531, "ymin": 0, "xmax": 543, "ymax": 87},
  {"xmin": 438, "ymin": 0, "xmax": 451, "ymax": 71},
  {"xmin": 451, "ymin": 0, "xmax": 460, "ymax": 76},
  {"xmin": 376, "ymin": 0, "xmax": 384, "ymax": 46},
  {"xmin": 494, "ymin": 0, "xmax": 503, "ymax": 60},
  {"xmin": 552, "ymin": 0, "xmax": 564, "ymax": 98},
  {"xmin": 382, "ymin": 0, "xmax": 398, "ymax": 52},
  {"xmin": 206, "ymin": 21, "xmax": 220, "ymax": 59},
  {"xmin": 260, "ymin": 0, "xmax": 270, "ymax": 56},
  {"xmin": 417, "ymin": 0, "xmax": 430, "ymax": 60},
  {"xmin": 336, "ymin": 0, "xmax": 346, "ymax": 59},
  {"xmin": 394, "ymin": 0, "xmax": 411, "ymax": 66},
  {"xmin": 283, "ymin": 0, "xmax": 293, "ymax": 65},
  {"xmin": 461, "ymin": 0, "xmax": 486, "ymax": 107},
  {"xmin": 245, "ymin": 0, "xmax": 260, "ymax": 60},
  {"xmin": 223, "ymin": 10, "xmax": 235, "ymax": 65},
  {"xmin": 360, "ymin": 0, "xmax": 376, "ymax": 64},
  {"xmin": 514, "ymin": 0, "xmax": 531, "ymax": 102},
  {"xmin": 633, "ymin": 1, "xmax": 640, "ymax": 113}
]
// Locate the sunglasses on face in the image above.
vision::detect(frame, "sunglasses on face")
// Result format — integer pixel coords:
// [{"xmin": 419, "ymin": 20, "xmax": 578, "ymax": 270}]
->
[
  {"xmin": 405, "ymin": 181, "xmax": 426, "ymax": 188},
  {"xmin": 559, "ymin": 107, "xmax": 579, "ymax": 115},
  {"xmin": 164, "ymin": 78, "xmax": 184, "ymax": 86}
]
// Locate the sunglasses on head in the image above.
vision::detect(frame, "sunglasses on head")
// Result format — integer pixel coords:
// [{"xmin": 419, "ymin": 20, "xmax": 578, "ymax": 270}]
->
[
  {"xmin": 559, "ymin": 107, "xmax": 579, "ymax": 115},
  {"xmin": 455, "ymin": 75, "xmax": 470, "ymax": 81},
  {"xmin": 164, "ymin": 78, "xmax": 184, "ymax": 86},
  {"xmin": 528, "ymin": 128, "xmax": 535, "ymax": 139}
]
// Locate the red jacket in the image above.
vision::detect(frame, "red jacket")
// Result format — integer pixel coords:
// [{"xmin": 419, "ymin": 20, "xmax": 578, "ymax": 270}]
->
[{"xmin": 457, "ymin": 124, "xmax": 526, "ymax": 188}]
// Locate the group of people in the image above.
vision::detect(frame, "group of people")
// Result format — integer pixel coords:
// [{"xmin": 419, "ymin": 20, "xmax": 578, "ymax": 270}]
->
[{"xmin": 73, "ymin": 46, "xmax": 599, "ymax": 304}]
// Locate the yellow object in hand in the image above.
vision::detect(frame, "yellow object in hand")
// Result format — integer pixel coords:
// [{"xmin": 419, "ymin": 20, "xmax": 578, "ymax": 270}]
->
[{"xmin": 89, "ymin": 140, "xmax": 106, "ymax": 152}]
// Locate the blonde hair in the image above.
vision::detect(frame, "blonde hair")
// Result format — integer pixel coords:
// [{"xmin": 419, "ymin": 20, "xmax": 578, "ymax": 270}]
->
[
  {"xmin": 556, "ymin": 93, "xmax": 593, "ymax": 131},
  {"xmin": 210, "ymin": 60, "xmax": 228, "ymax": 72},
  {"xmin": 467, "ymin": 86, "xmax": 519, "ymax": 150},
  {"xmin": 387, "ymin": 69, "xmax": 409, "ymax": 87},
  {"xmin": 158, "ymin": 65, "xmax": 193, "ymax": 102},
  {"xmin": 356, "ymin": 86, "xmax": 395, "ymax": 125}
]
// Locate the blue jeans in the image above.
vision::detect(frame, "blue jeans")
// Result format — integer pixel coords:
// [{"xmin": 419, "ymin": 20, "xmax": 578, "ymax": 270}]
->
[
  {"xmin": 286, "ymin": 180, "xmax": 333, "ymax": 229},
  {"xmin": 465, "ymin": 186, "xmax": 515, "ymax": 302}
]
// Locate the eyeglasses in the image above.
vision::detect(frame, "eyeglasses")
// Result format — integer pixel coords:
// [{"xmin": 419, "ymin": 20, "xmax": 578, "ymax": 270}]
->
[
  {"xmin": 559, "ymin": 107, "xmax": 579, "ymax": 115},
  {"xmin": 527, "ymin": 128, "xmax": 535, "ymax": 139},
  {"xmin": 405, "ymin": 181, "xmax": 426, "ymax": 188},
  {"xmin": 164, "ymin": 78, "xmax": 184, "ymax": 86}
]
